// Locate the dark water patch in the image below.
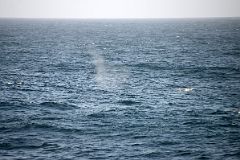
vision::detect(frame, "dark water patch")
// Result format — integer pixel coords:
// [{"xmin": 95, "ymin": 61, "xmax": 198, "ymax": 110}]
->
[
  {"xmin": 0, "ymin": 138, "xmax": 59, "ymax": 150},
  {"xmin": 222, "ymin": 151, "xmax": 240, "ymax": 159},
  {"xmin": 120, "ymin": 93, "xmax": 138, "ymax": 98},
  {"xmin": 156, "ymin": 140, "xmax": 181, "ymax": 146},
  {"xmin": 197, "ymin": 155, "xmax": 211, "ymax": 160},
  {"xmin": 0, "ymin": 121, "xmax": 38, "ymax": 133},
  {"xmin": 51, "ymin": 62, "xmax": 85, "ymax": 72},
  {"xmin": 0, "ymin": 101, "xmax": 14, "ymax": 107},
  {"xmin": 117, "ymin": 100, "xmax": 141, "ymax": 106},
  {"xmin": 140, "ymin": 151, "xmax": 164, "ymax": 158},
  {"xmin": 18, "ymin": 88, "xmax": 42, "ymax": 92},
  {"xmin": 39, "ymin": 102, "xmax": 77, "ymax": 111},
  {"xmin": 39, "ymin": 116, "xmax": 63, "ymax": 121},
  {"xmin": 87, "ymin": 110, "xmax": 123, "ymax": 120},
  {"xmin": 225, "ymin": 47, "xmax": 240, "ymax": 56},
  {"xmin": 206, "ymin": 109, "xmax": 231, "ymax": 115},
  {"xmin": 9, "ymin": 122, "xmax": 85, "ymax": 134},
  {"xmin": 175, "ymin": 150, "xmax": 193, "ymax": 156},
  {"xmin": 134, "ymin": 63, "xmax": 163, "ymax": 70},
  {"xmin": 87, "ymin": 112, "xmax": 107, "ymax": 119},
  {"xmin": 0, "ymin": 101, "xmax": 31, "ymax": 110},
  {"xmin": 132, "ymin": 135, "xmax": 148, "ymax": 139},
  {"xmin": 218, "ymin": 122, "xmax": 240, "ymax": 129},
  {"xmin": 0, "ymin": 115, "xmax": 28, "ymax": 123},
  {"xmin": 23, "ymin": 122, "xmax": 60, "ymax": 131},
  {"xmin": 183, "ymin": 118, "xmax": 212, "ymax": 126},
  {"xmin": 184, "ymin": 109, "xmax": 203, "ymax": 117},
  {"xmin": 0, "ymin": 41, "xmax": 21, "ymax": 46},
  {"xmin": 184, "ymin": 108, "xmax": 238, "ymax": 118}
]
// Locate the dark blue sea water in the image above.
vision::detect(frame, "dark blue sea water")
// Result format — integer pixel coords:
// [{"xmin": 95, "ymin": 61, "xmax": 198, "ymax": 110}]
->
[{"xmin": 0, "ymin": 18, "xmax": 240, "ymax": 160}]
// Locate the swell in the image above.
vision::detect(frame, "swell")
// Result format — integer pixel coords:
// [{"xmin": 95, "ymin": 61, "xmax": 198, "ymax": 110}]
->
[
  {"xmin": 0, "ymin": 101, "xmax": 31, "ymax": 110},
  {"xmin": 0, "ymin": 101, "xmax": 78, "ymax": 111},
  {"xmin": 39, "ymin": 101, "xmax": 78, "ymax": 111},
  {"xmin": 130, "ymin": 63, "xmax": 240, "ymax": 80},
  {"xmin": 131, "ymin": 62, "xmax": 240, "ymax": 72},
  {"xmin": 0, "ymin": 121, "xmax": 84, "ymax": 134},
  {"xmin": 0, "ymin": 138, "xmax": 60, "ymax": 150},
  {"xmin": 117, "ymin": 100, "xmax": 142, "ymax": 106}
]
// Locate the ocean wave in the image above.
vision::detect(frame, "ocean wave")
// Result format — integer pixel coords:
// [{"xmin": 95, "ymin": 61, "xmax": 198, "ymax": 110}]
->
[
  {"xmin": 0, "ymin": 101, "xmax": 14, "ymax": 107},
  {"xmin": 133, "ymin": 62, "xmax": 163, "ymax": 71},
  {"xmin": 39, "ymin": 102, "xmax": 77, "ymax": 111},
  {"xmin": 0, "ymin": 101, "xmax": 31, "ymax": 110},
  {"xmin": 0, "ymin": 138, "xmax": 60, "ymax": 150},
  {"xmin": 1, "ymin": 121, "xmax": 85, "ymax": 134},
  {"xmin": 117, "ymin": 100, "xmax": 141, "ymax": 106},
  {"xmin": 87, "ymin": 112, "xmax": 107, "ymax": 118}
]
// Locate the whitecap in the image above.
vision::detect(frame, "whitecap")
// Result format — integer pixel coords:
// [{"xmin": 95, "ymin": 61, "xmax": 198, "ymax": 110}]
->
[{"xmin": 177, "ymin": 87, "xmax": 193, "ymax": 92}]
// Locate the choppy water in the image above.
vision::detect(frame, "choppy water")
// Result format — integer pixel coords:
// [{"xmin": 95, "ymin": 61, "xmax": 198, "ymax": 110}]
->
[{"xmin": 0, "ymin": 18, "xmax": 240, "ymax": 160}]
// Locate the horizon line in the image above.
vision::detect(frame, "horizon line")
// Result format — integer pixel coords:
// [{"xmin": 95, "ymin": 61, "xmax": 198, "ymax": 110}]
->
[{"xmin": 0, "ymin": 16, "xmax": 240, "ymax": 20}]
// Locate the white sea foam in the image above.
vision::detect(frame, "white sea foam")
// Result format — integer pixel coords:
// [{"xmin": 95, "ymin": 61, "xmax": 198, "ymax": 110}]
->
[{"xmin": 177, "ymin": 87, "xmax": 193, "ymax": 92}]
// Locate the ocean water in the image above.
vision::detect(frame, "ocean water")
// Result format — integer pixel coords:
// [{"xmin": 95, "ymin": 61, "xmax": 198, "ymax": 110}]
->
[{"xmin": 0, "ymin": 18, "xmax": 240, "ymax": 160}]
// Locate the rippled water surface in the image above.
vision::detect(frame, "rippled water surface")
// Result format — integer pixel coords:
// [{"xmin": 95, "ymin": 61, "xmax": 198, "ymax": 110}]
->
[{"xmin": 0, "ymin": 18, "xmax": 240, "ymax": 159}]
